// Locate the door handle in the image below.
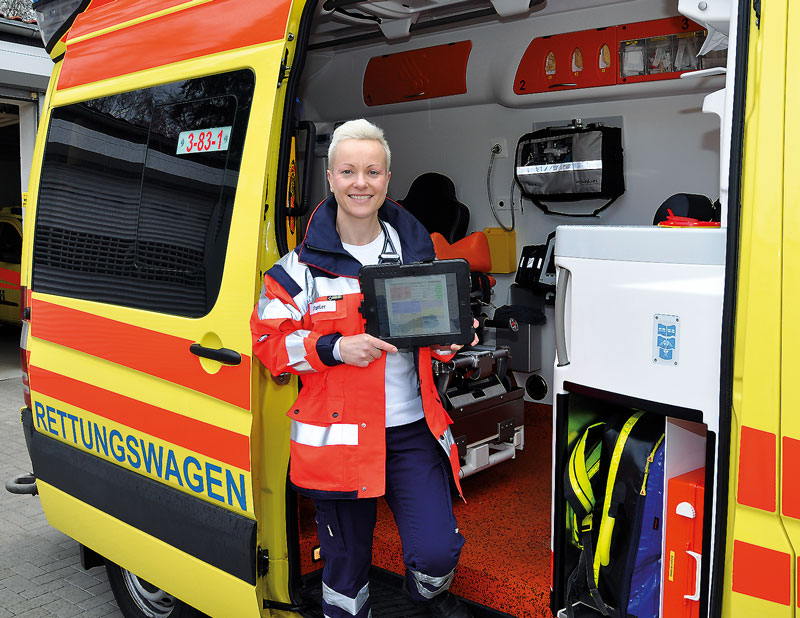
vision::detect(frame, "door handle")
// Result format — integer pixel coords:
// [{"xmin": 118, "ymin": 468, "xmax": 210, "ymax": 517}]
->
[
  {"xmin": 189, "ymin": 343, "xmax": 242, "ymax": 366},
  {"xmin": 555, "ymin": 267, "xmax": 571, "ymax": 367},
  {"xmin": 684, "ymin": 550, "xmax": 702, "ymax": 601}
]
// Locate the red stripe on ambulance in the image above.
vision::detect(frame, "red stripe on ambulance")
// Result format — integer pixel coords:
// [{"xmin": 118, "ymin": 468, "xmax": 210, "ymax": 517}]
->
[
  {"xmin": 0, "ymin": 267, "xmax": 20, "ymax": 286},
  {"xmin": 69, "ymin": 0, "xmax": 190, "ymax": 35},
  {"xmin": 58, "ymin": 0, "xmax": 292, "ymax": 89},
  {"xmin": 30, "ymin": 365, "xmax": 250, "ymax": 471},
  {"xmin": 731, "ymin": 540, "xmax": 791, "ymax": 606},
  {"xmin": 782, "ymin": 436, "xmax": 800, "ymax": 519},
  {"xmin": 736, "ymin": 426, "xmax": 776, "ymax": 511},
  {"xmin": 31, "ymin": 298, "xmax": 250, "ymax": 409}
]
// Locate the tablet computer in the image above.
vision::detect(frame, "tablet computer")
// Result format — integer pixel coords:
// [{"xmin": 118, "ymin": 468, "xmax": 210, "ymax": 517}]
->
[{"xmin": 359, "ymin": 259, "xmax": 473, "ymax": 348}]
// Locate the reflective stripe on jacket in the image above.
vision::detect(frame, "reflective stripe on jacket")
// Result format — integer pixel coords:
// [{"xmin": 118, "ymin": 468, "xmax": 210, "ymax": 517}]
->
[{"xmin": 250, "ymin": 195, "xmax": 464, "ymax": 500}]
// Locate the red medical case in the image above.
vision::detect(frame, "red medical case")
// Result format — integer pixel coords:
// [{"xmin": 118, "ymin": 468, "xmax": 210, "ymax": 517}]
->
[{"xmin": 663, "ymin": 467, "xmax": 705, "ymax": 618}]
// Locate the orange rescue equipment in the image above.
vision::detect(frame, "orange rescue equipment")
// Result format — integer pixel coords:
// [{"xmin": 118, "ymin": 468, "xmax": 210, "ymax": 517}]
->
[{"xmin": 663, "ymin": 467, "xmax": 705, "ymax": 618}]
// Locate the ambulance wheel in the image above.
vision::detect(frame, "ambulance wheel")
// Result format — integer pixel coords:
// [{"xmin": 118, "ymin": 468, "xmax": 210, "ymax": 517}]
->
[{"xmin": 105, "ymin": 561, "xmax": 202, "ymax": 618}]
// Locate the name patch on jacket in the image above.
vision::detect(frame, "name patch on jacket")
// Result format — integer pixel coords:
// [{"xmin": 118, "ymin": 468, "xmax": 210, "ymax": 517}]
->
[{"xmin": 310, "ymin": 300, "xmax": 338, "ymax": 315}]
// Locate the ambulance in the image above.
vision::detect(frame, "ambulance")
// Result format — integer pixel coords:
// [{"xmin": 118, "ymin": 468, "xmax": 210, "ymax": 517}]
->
[
  {"xmin": 7, "ymin": 0, "xmax": 794, "ymax": 616},
  {"xmin": 0, "ymin": 206, "xmax": 22, "ymax": 324}
]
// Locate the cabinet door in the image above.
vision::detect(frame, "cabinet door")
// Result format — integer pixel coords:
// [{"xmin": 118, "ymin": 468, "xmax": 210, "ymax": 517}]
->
[{"xmin": 514, "ymin": 28, "xmax": 617, "ymax": 94}]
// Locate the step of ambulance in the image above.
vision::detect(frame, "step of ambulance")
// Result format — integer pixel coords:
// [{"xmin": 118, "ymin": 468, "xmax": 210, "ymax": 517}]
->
[{"xmin": 299, "ymin": 567, "xmax": 515, "ymax": 618}]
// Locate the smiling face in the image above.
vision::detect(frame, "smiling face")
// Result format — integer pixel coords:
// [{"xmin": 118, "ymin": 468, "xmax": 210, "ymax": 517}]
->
[{"xmin": 327, "ymin": 138, "xmax": 391, "ymax": 237}]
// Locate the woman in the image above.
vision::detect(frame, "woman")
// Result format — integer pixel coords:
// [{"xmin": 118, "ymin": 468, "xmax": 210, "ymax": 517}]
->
[{"xmin": 251, "ymin": 119, "xmax": 474, "ymax": 618}]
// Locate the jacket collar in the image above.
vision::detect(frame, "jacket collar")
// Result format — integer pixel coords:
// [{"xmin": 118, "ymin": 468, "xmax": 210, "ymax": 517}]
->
[{"xmin": 297, "ymin": 195, "xmax": 435, "ymax": 277}]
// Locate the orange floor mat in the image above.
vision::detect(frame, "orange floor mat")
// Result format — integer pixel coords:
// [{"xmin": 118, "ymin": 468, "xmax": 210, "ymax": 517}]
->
[{"xmin": 297, "ymin": 403, "xmax": 553, "ymax": 618}]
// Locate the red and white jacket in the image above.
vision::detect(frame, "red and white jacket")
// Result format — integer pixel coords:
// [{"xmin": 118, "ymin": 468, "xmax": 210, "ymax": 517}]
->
[{"xmin": 251, "ymin": 195, "xmax": 463, "ymax": 500}]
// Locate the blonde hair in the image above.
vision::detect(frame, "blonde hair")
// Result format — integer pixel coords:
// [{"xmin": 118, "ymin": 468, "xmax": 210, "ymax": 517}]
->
[{"xmin": 327, "ymin": 118, "xmax": 391, "ymax": 171}]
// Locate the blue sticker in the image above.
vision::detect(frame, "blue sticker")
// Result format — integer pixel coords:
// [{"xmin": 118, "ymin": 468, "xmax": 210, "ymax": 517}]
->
[{"xmin": 653, "ymin": 314, "xmax": 680, "ymax": 366}]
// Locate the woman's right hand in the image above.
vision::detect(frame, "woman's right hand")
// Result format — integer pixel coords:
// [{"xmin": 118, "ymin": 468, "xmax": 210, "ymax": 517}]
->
[{"xmin": 338, "ymin": 334, "xmax": 398, "ymax": 367}]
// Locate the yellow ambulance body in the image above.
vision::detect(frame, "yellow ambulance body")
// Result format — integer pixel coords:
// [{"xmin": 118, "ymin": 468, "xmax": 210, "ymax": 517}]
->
[
  {"xmin": 725, "ymin": 0, "xmax": 800, "ymax": 615},
  {"xmin": 12, "ymin": 0, "xmax": 800, "ymax": 616},
  {"xmin": 21, "ymin": 1, "xmax": 303, "ymax": 615}
]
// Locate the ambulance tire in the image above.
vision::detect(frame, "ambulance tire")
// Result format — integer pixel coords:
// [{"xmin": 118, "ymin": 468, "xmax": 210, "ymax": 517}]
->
[{"xmin": 105, "ymin": 561, "xmax": 204, "ymax": 618}]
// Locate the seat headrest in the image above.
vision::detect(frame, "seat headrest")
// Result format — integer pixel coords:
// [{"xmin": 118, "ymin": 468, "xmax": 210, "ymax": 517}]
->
[
  {"xmin": 399, "ymin": 173, "xmax": 470, "ymax": 243},
  {"xmin": 404, "ymin": 173, "xmax": 458, "ymax": 201}
]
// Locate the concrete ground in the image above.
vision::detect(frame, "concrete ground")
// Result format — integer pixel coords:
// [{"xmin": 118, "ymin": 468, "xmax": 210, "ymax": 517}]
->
[{"xmin": 0, "ymin": 324, "xmax": 124, "ymax": 618}]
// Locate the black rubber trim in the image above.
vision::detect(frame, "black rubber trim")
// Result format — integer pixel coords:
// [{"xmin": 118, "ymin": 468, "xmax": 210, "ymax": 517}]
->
[
  {"xmin": 29, "ymin": 429, "xmax": 257, "ymax": 584},
  {"xmin": 37, "ymin": 0, "xmax": 91, "ymax": 54},
  {"xmin": 699, "ymin": 431, "xmax": 717, "ymax": 618},
  {"xmin": 285, "ymin": 469, "xmax": 303, "ymax": 609},
  {"xmin": 21, "ymin": 406, "xmax": 35, "ymax": 461},
  {"xmin": 291, "ymin": 119, "xmax": 317, "ymax": 218},
  {"xmin": 550, "ymin": 392, "xmax": 570, "ymax": 615},
  {"xmin": 562, "ymin": 381, "xmax": 704, "ymax": 423},
  {"xmin": 263, "ymin": 599, "xmax": 309, "ymax": 611},
  {"xmin": 275, "ymin": 0, "xmax": 320, "ymax": 256},
  {"xmin": 710, "ymin": 1, "xmax": 751, "ymax": 615}
]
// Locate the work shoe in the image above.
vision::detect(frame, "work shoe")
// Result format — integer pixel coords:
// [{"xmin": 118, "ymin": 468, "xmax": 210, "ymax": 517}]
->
[{"xmin": 426, "ymin": 592, "xmax": 475, "ymax": 618}]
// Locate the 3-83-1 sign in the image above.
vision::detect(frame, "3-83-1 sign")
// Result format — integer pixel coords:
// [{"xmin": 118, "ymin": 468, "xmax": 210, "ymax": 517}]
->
[{"xmin": 176, "ymin": 126, "xmax": 232, "ymax": 154}]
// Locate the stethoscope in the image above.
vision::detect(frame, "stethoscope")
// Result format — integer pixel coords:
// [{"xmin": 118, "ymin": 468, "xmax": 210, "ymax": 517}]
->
[{"xmin": 377, "ymin": 218, "xmax": 401, "ymax": 265}]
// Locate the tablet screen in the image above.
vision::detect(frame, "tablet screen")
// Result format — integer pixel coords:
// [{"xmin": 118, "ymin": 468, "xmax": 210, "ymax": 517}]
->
[
  {"xmin": 375, "ymin": 272, "xmax": 461, "ymax": 338},
  {"xmin": 359, "ymin": 259, "xmax": 472, "ymax": 347}
]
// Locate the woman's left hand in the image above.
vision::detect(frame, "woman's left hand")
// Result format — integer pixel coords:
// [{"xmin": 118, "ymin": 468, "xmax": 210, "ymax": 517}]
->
[{"xmin": 432, "ymin": 318, "xmax": 479, "ymax": 353}]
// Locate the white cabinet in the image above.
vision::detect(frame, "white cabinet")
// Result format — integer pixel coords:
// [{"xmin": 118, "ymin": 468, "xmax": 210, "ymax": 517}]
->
[{"xmin": 550, "ymin": 225, "xmax": 725, "ymax": 618}]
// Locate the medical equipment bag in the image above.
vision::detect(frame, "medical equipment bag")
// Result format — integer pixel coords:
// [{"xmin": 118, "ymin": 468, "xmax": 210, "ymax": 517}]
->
[
  {"xmin": 564, "ymin": 411, "xmax": 665, "ymax": 618},
  {"xmin": 514, "ymin": 123, "xmax": 624, "ymax": 216}
]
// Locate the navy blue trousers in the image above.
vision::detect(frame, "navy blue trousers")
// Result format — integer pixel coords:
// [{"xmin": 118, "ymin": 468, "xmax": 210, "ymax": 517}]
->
[{"xmin": 313, "ymin": 418, "xmax": 465, "ymax": 618}]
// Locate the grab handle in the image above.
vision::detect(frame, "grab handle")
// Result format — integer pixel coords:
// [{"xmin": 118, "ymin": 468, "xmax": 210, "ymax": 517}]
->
[
  {"xmin": 189, "ymin": 344, "xmax": 242, "ymax": 366},
  {"xmin": 555, "ymin": 267, "xmax": 571, "ymax": 367},
  {"xmin": 285, "ymin": 120, "xmax": 317, "ymax": 218},
  {"xmin": 684, "ymin": 551, "xmax": 702, "ymax": 601}
]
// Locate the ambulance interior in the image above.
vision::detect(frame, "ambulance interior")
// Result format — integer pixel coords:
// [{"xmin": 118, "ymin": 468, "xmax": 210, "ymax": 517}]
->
[{"xmin": 285, "ymin": 0, "xmax": 732, "ymax": 616}]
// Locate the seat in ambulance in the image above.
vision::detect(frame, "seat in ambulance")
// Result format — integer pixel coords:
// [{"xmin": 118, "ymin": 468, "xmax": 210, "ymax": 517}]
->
[{"xmin": 401, "ymin": 171, "xmax": 524, "ymax": 477}]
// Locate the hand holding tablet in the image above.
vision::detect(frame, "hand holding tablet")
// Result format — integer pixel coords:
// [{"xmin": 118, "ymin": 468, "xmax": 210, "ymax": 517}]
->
[
  {"xmin": 338, "ymin": 333, "xmax": 399, "ymax": 367},
  {"xmin": 431, "ymin": 317, "xmax": 480, "ymax": 353}
]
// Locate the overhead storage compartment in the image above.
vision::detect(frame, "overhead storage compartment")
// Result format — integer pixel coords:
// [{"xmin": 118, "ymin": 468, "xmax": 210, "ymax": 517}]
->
[{"xmin": 363, "ymin": 41, "xmax": 472, "ymax": 106}]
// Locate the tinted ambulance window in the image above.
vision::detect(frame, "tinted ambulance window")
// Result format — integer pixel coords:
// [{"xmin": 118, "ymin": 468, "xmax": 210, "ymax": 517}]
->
[{"xmin": 32, "ymin": 70, "xmax": 255, "ymax": 317}]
